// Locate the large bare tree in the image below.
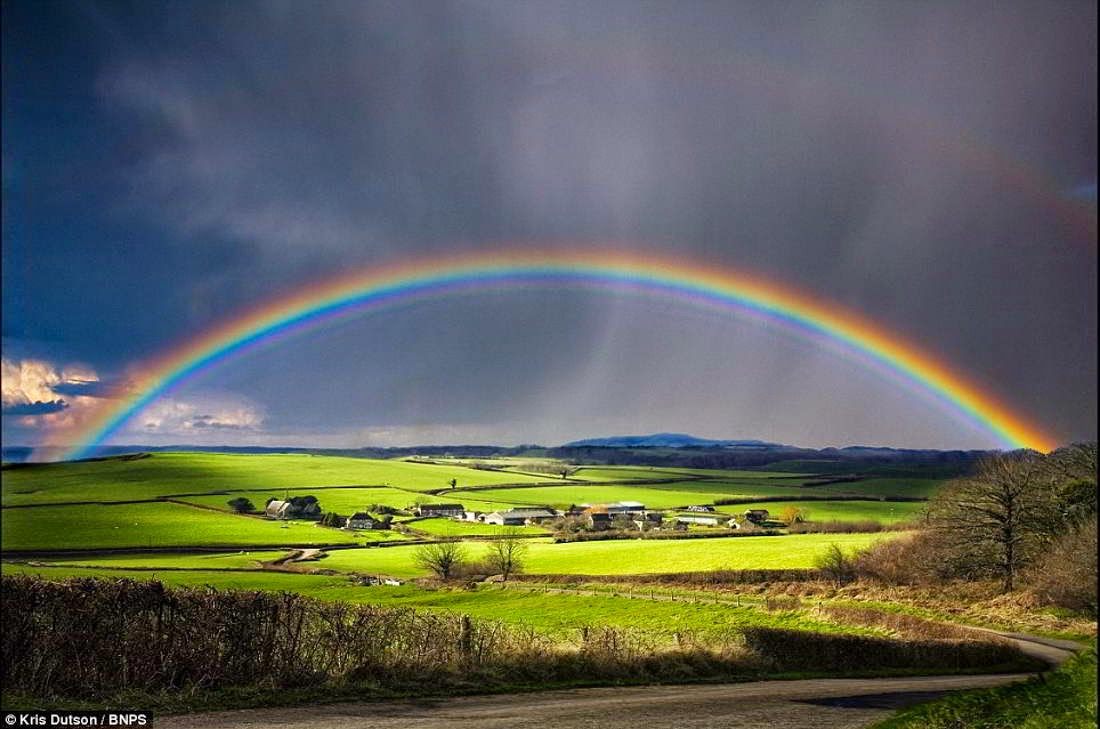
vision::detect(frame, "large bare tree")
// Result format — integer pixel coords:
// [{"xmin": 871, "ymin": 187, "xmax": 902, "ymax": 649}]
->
[{"xmin": 927, "ymin": 450, "xmax": 1058, "ymax": 592}]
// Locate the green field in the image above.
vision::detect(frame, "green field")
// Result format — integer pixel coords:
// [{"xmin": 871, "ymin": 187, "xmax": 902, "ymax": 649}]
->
[
  {"xmin": 0, "ymin": 502, "xmax": 372, "ymax": 551},
  {"xmin": 717, "ymin": 500, "xmax": 927, "ymax": 524},
  {"xmin": 0, "ymin": 563, "xmax": 879, "ymax": 641},
  {"xmin": 173, "ymin": 486, "xmax": 522, "ymax": 515},
  {"xmin": 0, "ymin": 452, "xmax": 557, "ymax": 506},
  {"xmin": 404, "ymin": 517, "xmax": 548, "ymax": 537},
  {"xmin": 316, "ymin": 532, "xmax": 898, "ymax": 578},
  {"xmin": 569, "ymin": 467, "xmax": 806, "ymax": 481},
  {"xmin": 26, "ymin": 551, "xmax": 288, "ymax": 570},
  {"xmin": 466, "ymin": 484, "xmax": 737, "ymax": 510},
  {"xmin": 810, "ymin": 478, "xmax": 945, "ymax": 499}
]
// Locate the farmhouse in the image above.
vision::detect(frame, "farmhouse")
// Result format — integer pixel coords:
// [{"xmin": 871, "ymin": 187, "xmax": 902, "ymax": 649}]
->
[
  {"xmin": 265, "ymin": 496, "xmax": 322, "ymax": 520},
  {"xmin": 346, "ymin": 512, "xmax": 388, "ymax": 530},
  {"xmin": 744, "ymin": 509, "xmax": 770, "ymax": 524},
  {"xmin": 633, "ymin": 512, "xmax": 664, "ymax": 530},
  {"xmin": 416, "ymin": 503, "xmax": 465, "ymax": 518},
  {"xmin": 266, "ymin": 500, "xmax": 292, "ymax": 519},
  {"xmin": 463, "ymin": 510, "xmax": 483, "ymax": 522},
  {"xmin": 587, "ymin": 512, "xmax": 612, "ymax": 530}
]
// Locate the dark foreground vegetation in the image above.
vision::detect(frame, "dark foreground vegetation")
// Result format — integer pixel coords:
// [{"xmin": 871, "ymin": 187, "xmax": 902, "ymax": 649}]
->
[
  {"xmin": 0, "ymin": 575, "xmax": 1036, "ymax": 712},
  {"xmin": 872, "ymin": 647, "xmax": 1097, "ymax": 729}
]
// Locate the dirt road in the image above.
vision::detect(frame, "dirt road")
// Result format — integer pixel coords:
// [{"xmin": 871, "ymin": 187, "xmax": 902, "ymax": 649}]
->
[{"xmin": 156, "ymin": 633, "xmax": 1079, "ymax": 729}]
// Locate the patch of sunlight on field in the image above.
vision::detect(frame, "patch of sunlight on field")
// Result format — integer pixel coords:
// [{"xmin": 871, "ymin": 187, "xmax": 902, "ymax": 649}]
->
[
  {"xmin": 1, "ymin": 452, "xmax": 556, "ymax": 506},
  {"xmin": 318, "ymin": 532, "xmax": 903, "ymax": 577}
]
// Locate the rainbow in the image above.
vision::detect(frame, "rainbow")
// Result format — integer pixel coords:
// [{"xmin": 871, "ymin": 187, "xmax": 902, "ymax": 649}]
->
[{"xmin": 53, "ymin": 249, "xmax": 1057, "ymax": 459}]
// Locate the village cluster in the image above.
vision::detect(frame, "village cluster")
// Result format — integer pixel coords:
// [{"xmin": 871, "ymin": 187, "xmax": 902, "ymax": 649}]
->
[{"xmin": 259, "ymin": 494, "xmax": 772, "ymax": 533}]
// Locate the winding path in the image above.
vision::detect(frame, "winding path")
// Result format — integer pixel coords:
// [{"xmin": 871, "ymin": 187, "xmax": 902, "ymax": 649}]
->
[{"xmin": 156, "ymin": 632, "xmax": 1081, "ymax": 729}]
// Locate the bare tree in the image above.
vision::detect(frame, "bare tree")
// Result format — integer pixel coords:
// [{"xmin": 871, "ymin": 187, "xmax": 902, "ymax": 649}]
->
[
  {"xmin": 927, "ymin": 451, "xmax": 1057, "ymax": 592},
  {"xmin": 485, "ymin": 527, "xmax": 529, "ymax": 581},
  {"xmin": 413, "ymin": 540, "xmax": 467, "ymax": 579}
]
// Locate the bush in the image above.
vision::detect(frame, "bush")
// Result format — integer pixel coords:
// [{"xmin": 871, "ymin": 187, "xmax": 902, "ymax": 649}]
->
[
  {"xmin": 227, "ymin": 497, "xmax": 255, "ymax": 513},
  {"xmin": 815, "ymin": 543, "xmax": 857, "ymax": 585},
  {"xmin": 1025, "ymin": 518, "xmax": 1098, "ymax": 616},
  {"xmin": 740, "ymin": 627, "xmax": 1028, "ymax": 673},
  {"xmin": 853, "ymin": 531, "xmax": 944, "ymax": 585},
  {"xmin": 788, "ymin": 519, "xmax": 884, "ymax": 534}
]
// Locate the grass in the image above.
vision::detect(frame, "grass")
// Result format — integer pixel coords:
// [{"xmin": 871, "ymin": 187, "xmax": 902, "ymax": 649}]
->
[
  {"xmin": 811, "ymin": 477, "xmax": 945, "ymax": 499},
  {"xmin": 317, "ymin": 532, "xmax": 901, "ymax": 578},
  {"xmin": 569, "ymin": 467, "xmax": 805, "ymax": 481},
  {"xmin": 25, "ymin": 550, "xmax": 290, "ymax": 570},
  {"xmin": 0, "ymin": 564, "xmax": 878, "ymax": 641},
  {"xmin": 722, "ymin": 500, "xmax": 926, "ymax": 524},
  {"xmin": 465, "ymin": 484, "xmax": 740, "ymax": 510},
  {"xmin": 404, "ymin": 517, "xmax": 548, "ymax": 537},
  {"xmin": 872, "ymin": 647, "xmax": 1097, "ymax": 728},
  {"xmin": 173, "ymin": 487, "xmax": 521, "ymax": 514},
  {"xmin": 0, "ymin": 452, "xmax": 556, "ymax": 506},
  {"xmin": 0, "ymin": 502, "xmax": 367, "ymax": 550}
]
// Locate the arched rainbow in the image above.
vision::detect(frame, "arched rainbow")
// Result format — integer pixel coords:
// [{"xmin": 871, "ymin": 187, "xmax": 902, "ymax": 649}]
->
[{"xmin": 53, "ymin": 249, "xmax": 1057, "ymax": 458}]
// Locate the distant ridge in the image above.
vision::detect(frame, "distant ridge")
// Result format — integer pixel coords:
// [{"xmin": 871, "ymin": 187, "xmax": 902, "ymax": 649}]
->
[{"xmin": 562, "ymin": 433, "xmax": 780, "ymax": 448}]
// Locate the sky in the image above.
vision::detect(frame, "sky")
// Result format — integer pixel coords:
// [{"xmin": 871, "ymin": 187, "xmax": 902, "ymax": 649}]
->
[{"xmin": 2, "ymin": 0, "xmax": 1096, "ymax": 451}]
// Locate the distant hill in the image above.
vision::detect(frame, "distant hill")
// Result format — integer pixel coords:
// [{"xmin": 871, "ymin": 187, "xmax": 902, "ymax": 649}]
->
[{"xmin": 562, "ymin": 433, "xmax": 780, "ymax": 448}]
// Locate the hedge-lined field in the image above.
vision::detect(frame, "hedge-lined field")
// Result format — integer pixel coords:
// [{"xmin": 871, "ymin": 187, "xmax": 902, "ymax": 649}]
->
[
  {"xmin": 0, "ymin": 452, "xmax": 557, "ymax": 506},
  {"xmin": 317, "ymin": 532, "xmax": 900, "ymax": 578},
  {"xmin": 0, "ymin": 502, "xmax": 367, "ymax": 551}
]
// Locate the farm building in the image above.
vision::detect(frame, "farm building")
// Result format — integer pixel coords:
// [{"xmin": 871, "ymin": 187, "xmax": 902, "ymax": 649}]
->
[
  {"xmin": 483, "ymin": 510, "xmax": 528, "ymax": 526},
  {"xmin": 587, "ymin": 512, "xmax": 612, "ymax": 530},
  {"xmin": 686, "ymin": 505, "xmax": 716, "ymax": 512},
  {"xmin": 676, "ymin": 515, "xmax": 720, "ymax": 526},
  {"xmin": 508, "ymin": 507, "xmax": 558, "ymax": 522},
  {"xmin": 607, "ymin": 501, "xmax": 646, "ymax": 515},
  {"xmin": 265, "ymin": 496, "xmax": 321, "ymax": 520},
  {"xmin": 266, "ymin": 500, "xmax": 291, "ymax": 519},
  {"xmin": 463, "ymin": 510, "xmax": 483, "ymax": 522},
  {"xmin": 744, "ymin": 509, "xmax": 770, "ymax": 524},
  {"xmin": 416, "ymin": 503, "xmax": 465, "ymax": 518},
  {"xmin": 633, "ymin": 512, "xmax": 664, "ymax": 530},
  {"xmin": 346, "ymin": 512, "xmax": 388, "ymax": 530}
]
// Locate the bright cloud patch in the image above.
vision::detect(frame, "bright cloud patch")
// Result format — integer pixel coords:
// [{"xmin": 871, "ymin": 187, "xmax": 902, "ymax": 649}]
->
[
  {"xmin": 136, "ymin": 393, "xmax": 265, "ymax": 435},
  {"xmin": 0, "ymin": 358, "xmax": 101, "ymax": 428}
]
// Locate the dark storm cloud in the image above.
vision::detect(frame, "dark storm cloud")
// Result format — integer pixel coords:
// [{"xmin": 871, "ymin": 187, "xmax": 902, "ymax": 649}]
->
[
  {"xmin": 48, "ymin": 379, "xmax": 116, "ymax": 398},
  {"xmin": 2, "ymin": 0, "xmax": 1096, "ymax": 448},
  {"xmin": 2, "ymin": 400, "xmax": 68, "ymax": 416}
]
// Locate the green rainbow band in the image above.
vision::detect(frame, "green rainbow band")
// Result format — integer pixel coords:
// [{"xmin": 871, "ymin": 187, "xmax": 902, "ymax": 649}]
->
[{"xmin": 55, "ymin": 250, "xmax": 1056, "ymax": 458}]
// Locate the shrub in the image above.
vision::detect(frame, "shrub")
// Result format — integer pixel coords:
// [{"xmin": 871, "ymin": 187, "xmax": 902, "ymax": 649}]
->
[
  {"xmin": 788, "ymin": 519, "xmax": 884, "ymax": 534},
  {"xmin": 1025, "ymin": 517, "xmax": 1098, "ymax": 616},
  {"xmin": 740, "ymin": 627, "xmax": 1028, "ymax": 673},
  {"xmin": 853, "ymin": 531, "xmax": 944, "ymax": 585},
  {"xmin": 815, "ymin": 543, "xmax": 857, "ymax": 586},
  {"xmin": 227, "ymin": 497, "xmax": 255, "ymax": 513}
]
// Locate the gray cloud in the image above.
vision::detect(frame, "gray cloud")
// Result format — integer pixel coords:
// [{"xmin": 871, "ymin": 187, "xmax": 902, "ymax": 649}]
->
[
  {"xmin": 4, "ymin": 1, "xmax": 1094, "ymax": 449},
  {"xmin": 2, "ymin": 400, "xmax": 68, "ymax": 416}
]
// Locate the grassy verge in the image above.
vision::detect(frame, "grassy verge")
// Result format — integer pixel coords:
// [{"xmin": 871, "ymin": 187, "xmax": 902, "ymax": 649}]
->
[{"xmin": 872, "ymin": 647, "xmax": 1097, "ymax": 729}]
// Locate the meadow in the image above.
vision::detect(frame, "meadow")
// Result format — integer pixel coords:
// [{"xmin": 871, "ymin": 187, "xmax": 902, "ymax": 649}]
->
[
  {"xmin": 316, "ymin": 532, "xmax": 897, "ymax": 578},
  {"xmin": 0, "ymin": 563, "xmax": 877, "ymax": 641},
  {"xmin": 0, "ymin": 452, "xmax": 556, "ymax": 506},
  {"xmin": 0, "ymin": 501, "xmax": 375, "ymax": 551},
  {"xmin": 173, "ymin": 486, "xmax": 522, "ymax": 514},
  {"xmin": 403, "ymin": 517, "xmax": 548, "ymax": 537}
]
